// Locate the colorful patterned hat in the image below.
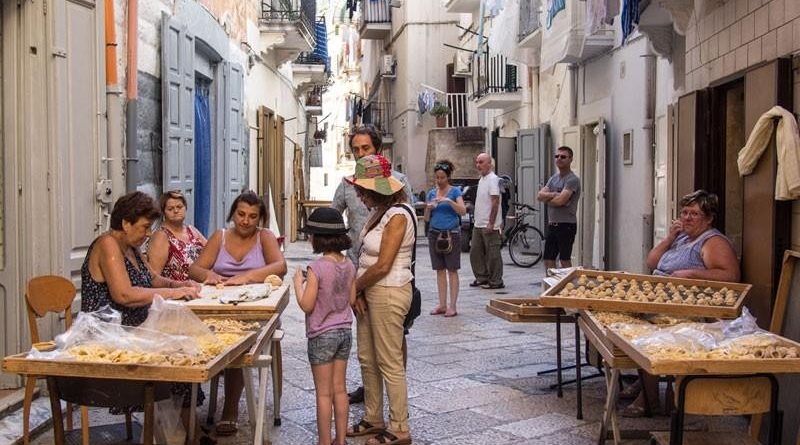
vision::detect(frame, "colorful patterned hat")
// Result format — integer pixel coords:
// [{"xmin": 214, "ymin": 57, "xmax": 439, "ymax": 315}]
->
[{"xmin": 346, "ymin": 154, "xmax": 405, "ymax": 196}]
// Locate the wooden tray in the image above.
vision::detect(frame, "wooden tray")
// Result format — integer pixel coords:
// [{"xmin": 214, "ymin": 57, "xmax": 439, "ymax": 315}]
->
[
  {"xmin": 229, "ymin": 314, "xmax": 280, "ymax": 368},
  {"xmin": 539, "ymin": 270, "xmax": 750, "ymax": 319},
  {"xmin": 1, "ymin": 331, "xmax": 256, "ymax": 383},
  {"xmin": 578, "ymin": 310, "xmax": 639, "ymax": 369},
  {"xmin": 486, "ymin": 298, "xmax": 573, "ymax": 323},
  {"xmin": 605, "ymin": 328, "xmax": 800, "ymax": 375},
  {"xmin": 183, "ymin": 284, "xmax": 289, "ymax": 319}
]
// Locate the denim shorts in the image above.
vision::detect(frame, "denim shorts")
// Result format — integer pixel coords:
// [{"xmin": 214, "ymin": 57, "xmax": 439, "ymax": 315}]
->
[{"xmin": 307, "ymin": 328, "xmax": 352, "ymax": 365}]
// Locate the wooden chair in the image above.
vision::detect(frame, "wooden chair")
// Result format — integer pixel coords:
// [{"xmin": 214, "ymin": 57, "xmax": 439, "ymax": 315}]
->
[{"xmin": 22, "ymin": 275, "xmax": 132, "ymax": 445}]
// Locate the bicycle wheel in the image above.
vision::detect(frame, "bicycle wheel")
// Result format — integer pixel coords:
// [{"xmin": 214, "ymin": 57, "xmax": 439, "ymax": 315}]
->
[{"xmin": 508, "ymin": 225, "xmax": 544, "ymax": 267}]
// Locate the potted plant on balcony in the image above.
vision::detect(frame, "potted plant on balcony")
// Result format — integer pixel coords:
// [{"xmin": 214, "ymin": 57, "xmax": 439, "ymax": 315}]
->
[{"xmin": 430, "ymin": 102, "xmax": 450, "ymax": 128}]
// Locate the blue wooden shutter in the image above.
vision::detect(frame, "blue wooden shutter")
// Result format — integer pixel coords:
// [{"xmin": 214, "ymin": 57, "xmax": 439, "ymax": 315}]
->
[{"xmin": 161, "ymin": 14, "xmax": 196, "ymax": 223}]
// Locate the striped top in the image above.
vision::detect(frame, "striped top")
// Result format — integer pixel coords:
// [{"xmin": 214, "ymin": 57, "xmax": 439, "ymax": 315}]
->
[{"xmin": 654, "ymin": 228, "xmax": 729, "ymax": 276}]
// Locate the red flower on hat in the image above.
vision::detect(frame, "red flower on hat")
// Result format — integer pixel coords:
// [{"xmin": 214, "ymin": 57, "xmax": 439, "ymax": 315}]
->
[{"xmin": 377, "ymin": 155, "xmax": 391, "ymax": 178}]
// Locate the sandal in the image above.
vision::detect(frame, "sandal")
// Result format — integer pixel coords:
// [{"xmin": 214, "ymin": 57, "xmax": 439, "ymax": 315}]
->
[
  {"xmin": 215, "ymin": 420, "xmax": 238, "ymax": 436},
  {"xmin": 444, "ymin": 310, "xmax": 458, "ymax": 317},
  {"xmin": 429, "ymin": 307, "xmax": 446, "ymax": 315},
  {"xmin": 366, "ymin": 430, "xmax": 412, "ymax": 445},
  {"xmin": 346, "ymin": 419, "xmax": 385, "ymax": 437}
]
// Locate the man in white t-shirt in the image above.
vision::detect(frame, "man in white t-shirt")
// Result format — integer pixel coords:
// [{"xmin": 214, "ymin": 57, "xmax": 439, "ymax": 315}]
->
[{"xmin": 469, "ymin": 153, "xmax": 504, "ymax": 289}]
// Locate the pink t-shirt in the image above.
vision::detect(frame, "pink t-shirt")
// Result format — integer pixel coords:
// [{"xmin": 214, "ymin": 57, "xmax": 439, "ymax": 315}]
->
[{"xmin": 306, "ymin": 256, "xmax": 355, "ymax": 338}]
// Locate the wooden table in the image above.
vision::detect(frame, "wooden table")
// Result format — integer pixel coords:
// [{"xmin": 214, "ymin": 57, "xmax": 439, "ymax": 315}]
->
[
  {"xmin": 606, "ymin": 323, "xmax": 800, "ymax": 445},
  {"xmin": 577, "ymin": 310, "xmax": 642, "ymax": 445},
  {"xmin": 2, "ymin": 332, "xmax": 256, "ymax": 445},
  {"xmin": 188, "ymin": 286, "xmax": 289, "ymax": 445}
]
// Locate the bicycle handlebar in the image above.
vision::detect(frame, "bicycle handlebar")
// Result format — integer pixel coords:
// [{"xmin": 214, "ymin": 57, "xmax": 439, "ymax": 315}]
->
[{"xmin": 510, "ymin": 202, "xmax": 538, "ymax": 212}]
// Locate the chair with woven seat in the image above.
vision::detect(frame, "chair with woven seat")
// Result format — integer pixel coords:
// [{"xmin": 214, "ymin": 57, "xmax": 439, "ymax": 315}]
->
[{"xmin": 23, "ymin": 275, "xmax": 132, "ymax": 445}]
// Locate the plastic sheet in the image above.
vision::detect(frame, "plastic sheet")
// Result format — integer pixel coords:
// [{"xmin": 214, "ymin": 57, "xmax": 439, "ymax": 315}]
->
[
  {"xmin": 29, "ymin": 296, "xmax": 228, "ymax": 365},
  {"xmin": 613, "ymin": 308, "xmax": 799, "ymax": 360}
]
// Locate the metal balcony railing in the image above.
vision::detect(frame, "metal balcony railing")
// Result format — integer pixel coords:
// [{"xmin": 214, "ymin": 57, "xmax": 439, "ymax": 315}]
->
[
  {"xmin": 359, "ymin": 0, "xmax": 391, "ymax": 24},
  {"xmin": 518, "ymin": 0, "xmax": 541, "ymax": 42},
  {"xmin": 306, "ymin": 86, "xmax": 324, "ymax": 106},
  {"xmin": 445, "ymin": 93, "xmax": 469, "ymax": 128},
  {"xmin": 362, "ymin": 101, "xmax": 393, "ymax": 135},
  {"xmin": 475, "ymin": 52, "xmax": 520, "ymax": 98},
  {"xmin": 295, "ymin": 51, "xmax": 327, "ymax": 65},
  {"xmin": 260, "ymin": 0, "xmax": 317, "ymax": 46}
]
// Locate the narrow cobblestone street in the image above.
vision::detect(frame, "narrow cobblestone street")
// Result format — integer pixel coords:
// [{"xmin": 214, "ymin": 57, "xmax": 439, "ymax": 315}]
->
[{"xmin": 31, "ymin": 238, "xmax": 738, "ymax": 445}]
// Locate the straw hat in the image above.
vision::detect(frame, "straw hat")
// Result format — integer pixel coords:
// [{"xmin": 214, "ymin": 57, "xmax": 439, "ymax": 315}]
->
[
  {"xmin": 301, "ymin": 207, "xmax": 348, "ymax": 235},
  {"xmin": 346, "ymin": 154, "xmax": 404, "ymax": 196}
]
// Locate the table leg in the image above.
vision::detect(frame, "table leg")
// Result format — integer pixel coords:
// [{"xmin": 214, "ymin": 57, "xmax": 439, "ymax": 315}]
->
[
  {"xmin": 272, "ymin": 341, "xmax": 283, "ymax": 425},
  {"xmin": 598, "ymin": 365, "xmax": 620, "ymax": 445},
  {"xmin": 46, "ymin": 377, "xmax": 66, "ymax": 445},
  {"xmin": 575, "ymin": 318, "xmax": 583, "ymax": 420},
  {"xmin": 255, "ymin": 358, "xmax": 271, "ymax": 445},
  {"xmin": 143, "ymin": 383, "xmax": 154, "ymax": 445},
  {"xmin": 188, "ymin": 383, "xmax": 198, "ymax": 444},
  {"xmin": 556, "ymin": 312, "xmax": 563, "ymax": 398},
  {"xmin": 244, "ymin": 368, "xmax": 256, "ymax": 427}
]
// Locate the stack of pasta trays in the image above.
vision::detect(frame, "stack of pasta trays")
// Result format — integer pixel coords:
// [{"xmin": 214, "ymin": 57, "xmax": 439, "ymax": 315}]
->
[{"xmin": 539, "ymin": 270, "xmax": 750, "ymax": 319}]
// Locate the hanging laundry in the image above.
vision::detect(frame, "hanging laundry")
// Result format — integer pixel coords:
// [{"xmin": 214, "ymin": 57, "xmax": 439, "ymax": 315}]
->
[
  {"xmin": 546, "ymin": 0, "xmax": 566, "ymax": 29},
  {"xmin": 621, "ymin": 0, "xmax": 641, "ymax": 43},
  {"xmin": 586, "ymin": 0, "xmax": 607, "ymax": 35},
  {"xmin": 738, "ymin": 106, "xmax": 800, "ymax": 200},
  {"xmin": 484, "ymin": 0, "xmax": 505, "ymax": 17}
]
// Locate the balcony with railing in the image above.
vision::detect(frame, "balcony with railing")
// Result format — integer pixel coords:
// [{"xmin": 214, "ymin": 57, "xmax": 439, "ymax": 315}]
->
[
  {"xmin": 445, "ymin": 93, "xmax": 469, "ymax": 128},
  {"xmin": 358, "ymin": 0, "xmax": 391, "ymax": 40},
  {"xmin": 518, "ymin": 0, "xmax": 542, "ymax": 48},
  {"xmin": 362, "ymin": 101, "xmax": 394, "ymax": 143},
  {"xmin": 539, "ymin": 0, "xmax": 615, "ymax": 70},
  {"xmin": 305, "ymin": 86, "xmax": 324, "ymax": 116},
  {"xmin": 259, "ymin": 0, "xmax": 317, "ymax": 65},
  {"xmin": 474, "ymin": 52, "xmax": 522, "ymax": 110},
  {"xmin": 442, "ymin": 0, "xmax": 481, "ymax": 14},
  {"xmin": 293, "ymin": 19, "xmax": 330, "ymax": 90}
]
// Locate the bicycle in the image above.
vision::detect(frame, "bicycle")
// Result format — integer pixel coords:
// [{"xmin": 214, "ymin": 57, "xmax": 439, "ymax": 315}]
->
[{"xmin": 501, "ymin": 202, "xmax": 545, "ymax": 268}]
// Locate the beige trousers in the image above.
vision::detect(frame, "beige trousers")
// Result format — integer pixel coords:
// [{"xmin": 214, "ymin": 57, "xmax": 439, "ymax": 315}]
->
[{"xmin": 356, "ymin": 283, "xmax": 412, "ymax": 432}]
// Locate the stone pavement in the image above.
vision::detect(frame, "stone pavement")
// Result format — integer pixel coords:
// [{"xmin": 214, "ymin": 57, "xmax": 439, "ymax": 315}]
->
[{"xmin": 32, "ymin": 238, "xmax": 747, "ymax": 445}]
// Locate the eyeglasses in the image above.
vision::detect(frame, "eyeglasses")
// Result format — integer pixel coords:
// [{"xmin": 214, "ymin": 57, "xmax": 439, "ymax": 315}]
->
[
  {"xmin": 554, "ymin": 155, "xmax": 570, "ymax": 159},
  {"xmin": 680, "ymin": 210, "xmax": 706, "ymax": 219}
]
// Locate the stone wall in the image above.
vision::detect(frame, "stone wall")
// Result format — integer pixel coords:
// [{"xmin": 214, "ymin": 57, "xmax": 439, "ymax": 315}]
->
[
  {"xmin": 136, "ymin": 71, "xmax": 163, "ymax": 195},
  {"xmin": 685, "ymin": 0, "xmax": 800, "ymax": 91}
]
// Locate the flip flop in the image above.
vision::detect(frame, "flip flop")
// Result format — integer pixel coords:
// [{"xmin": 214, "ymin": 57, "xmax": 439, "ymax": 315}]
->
[
  {"xmin": 346, "ymin": 419, "xmax": 385, "ymax": 437},
  {"xmin": 429, "ymin": 307, "xmax": 446, "ymax": 315},
  {"xmin": 366, "ymin": 430, "xmax": 412, "ymax": 445},
  {"xmin": 444, "ymin": 310, "xmax": 458, "ymax": 317},
  {"xmin": 215, "ymin": 420, "xmax": 238, "ymax": 436}
]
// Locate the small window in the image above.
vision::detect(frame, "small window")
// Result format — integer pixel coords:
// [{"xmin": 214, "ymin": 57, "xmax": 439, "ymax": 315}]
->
[
  {"xmin": 622, "ymin": 130, "xmax": 633, "ymax": 165},
  {"xmin": 324, "ymin": 173, "xmax": 329, "ymax": 187}
]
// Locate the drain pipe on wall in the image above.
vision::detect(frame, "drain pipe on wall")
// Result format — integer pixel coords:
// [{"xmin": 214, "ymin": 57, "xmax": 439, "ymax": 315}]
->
[
  {"xmin": 125, "ymin": 0, "xmax": 140, "ymax": 191},
  {"xmin": 642, "ymin": 51, "xmax": 657, "ymax": 269},
  {"xmin": 105, "ymin": 0, "xmax": 124, "ymax": 202}
]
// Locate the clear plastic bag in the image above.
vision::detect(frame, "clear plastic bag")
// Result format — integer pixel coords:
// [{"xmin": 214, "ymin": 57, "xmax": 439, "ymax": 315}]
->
[{"xmin": 29, "ymin": 296, "xmax": 217, "ymax": 363}]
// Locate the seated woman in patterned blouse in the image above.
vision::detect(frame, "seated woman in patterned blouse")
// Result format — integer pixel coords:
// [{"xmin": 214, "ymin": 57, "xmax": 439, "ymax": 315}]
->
[{"xmin": 147, "ymin": 190, "xmax": 207, "ymax": 281}]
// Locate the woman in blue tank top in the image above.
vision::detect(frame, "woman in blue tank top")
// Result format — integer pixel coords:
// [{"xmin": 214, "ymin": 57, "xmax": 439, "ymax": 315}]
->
[{"xmin": 624, "ymin": 190, "xmax": 740, "ymax": 418}]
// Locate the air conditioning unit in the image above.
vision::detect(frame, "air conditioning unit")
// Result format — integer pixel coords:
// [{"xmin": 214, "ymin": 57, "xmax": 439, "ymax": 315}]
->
[
  {"xmin": 453, "ymin": 52, "xmax": 471, "ymax": 77},
  {"xmin": 382, "ymin": 55, "xmax": 396, "ymax": 77}
]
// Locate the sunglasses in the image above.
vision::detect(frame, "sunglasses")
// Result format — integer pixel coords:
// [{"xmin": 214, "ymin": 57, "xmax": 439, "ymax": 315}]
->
[
  {"xmin": 554, "ymin": 154, "xmax": 570, "ymax": 159},
  {"xmin": 434, "ymin": 163, "xmax": 450, "ymax": 171}
]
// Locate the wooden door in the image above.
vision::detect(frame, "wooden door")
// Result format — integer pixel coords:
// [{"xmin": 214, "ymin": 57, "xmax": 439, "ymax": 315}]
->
[
  {"xmin": 259, "ymin": 107, "xmax": 286, "ymax": 235},
  {"xmin": 161, "ymin": 14, "xmax": 196, "ymax": 222},
  {"xmin": 741, "ymin": 59, "xmax": 792, "ymax": 327},
  {"xmin": 517, "ymin": 125, "xmax": 548, "ymax": 233},
  {"xmin": 675, "ymin": 90, "xmax": 708, "ymax": 200},
  {"xmin": 593, "ymin": 119, "xmax": 607, "ymax": 270},
  {"xmin": 561, "ymin": 125, "xmax": 582, "ymax": 265}
]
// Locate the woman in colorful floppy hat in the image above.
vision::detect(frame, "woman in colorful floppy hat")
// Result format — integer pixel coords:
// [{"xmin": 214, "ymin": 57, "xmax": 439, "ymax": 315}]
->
[
  {"xmin": 346, "ymin": 154, "xmax": 414, "ymax": 445},
  {"xmin": 293, "ymin": 207, "xmax": 356, "ymax": 445}
]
